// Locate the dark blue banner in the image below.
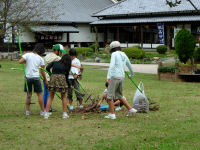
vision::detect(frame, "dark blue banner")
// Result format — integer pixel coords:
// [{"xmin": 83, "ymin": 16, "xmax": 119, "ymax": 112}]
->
[{"xmin": 157, "ymin": 23, "xmax": 165, "ymax": 44}]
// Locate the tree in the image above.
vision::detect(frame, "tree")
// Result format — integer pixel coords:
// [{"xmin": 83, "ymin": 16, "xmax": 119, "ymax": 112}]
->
[
  {"xmin": 175, "ymin": 29, "xmax": 196, "ymax": 64},
  {"xmin": 166, "ymin": 0, "xmax": 199, "ymax": 11},
  {"xmin": 0, "ymin": 0, "xmax": 59, "ymax": 43}
]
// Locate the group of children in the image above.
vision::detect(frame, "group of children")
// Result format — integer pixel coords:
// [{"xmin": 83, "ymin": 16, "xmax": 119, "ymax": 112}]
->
[{"xmin": 19, "ymin": 41, "xmax": 137, "ymax": 120}]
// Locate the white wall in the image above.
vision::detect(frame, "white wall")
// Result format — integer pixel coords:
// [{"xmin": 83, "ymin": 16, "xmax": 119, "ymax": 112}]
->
[
  {"xmin": 70, "ymin": 24, "xmax": 104, "ymax": 43},
  {"xmin": 20, "ymin": 31, "xmax": 36, "ymax": 43}
]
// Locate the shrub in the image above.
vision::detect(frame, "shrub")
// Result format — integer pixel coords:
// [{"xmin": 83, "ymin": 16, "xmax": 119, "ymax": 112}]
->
[
  {"xmin": 175, "ymin": 29, "xmax": 196, "ymax": 64},
  {"xmin": 122, "ymin": 48, "xmax": 145, "ymax": 59},
  {"xmin": 156, "ymin": 45, "xmax": 168, "ymax": 54},
  {"xmin": 194, "ymin": 47, "xmax": 200, "ymax": 62},
  {"xmin": 89, "ymin": 43, "xmax": 99, "ymax": 51},
  {"xmin": 75, "ymin": 47, "xmax": 93, "ymax": 56},
  {"xmin": 158, "ymin": 66, "xmax": 179, "ymax": 73}
]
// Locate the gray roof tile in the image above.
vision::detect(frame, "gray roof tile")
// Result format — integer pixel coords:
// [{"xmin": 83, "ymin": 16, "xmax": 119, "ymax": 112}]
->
[
  {"xmin": 93, "ymin": 0, "xmax": 200, "ymax": 17},
  {"xmin": 44, "ymin": 0, "xmax": 114, "ymax": 23},
  {"xmin": 91, "ymin": 15, "xmax": 200, "ymax": 24}
]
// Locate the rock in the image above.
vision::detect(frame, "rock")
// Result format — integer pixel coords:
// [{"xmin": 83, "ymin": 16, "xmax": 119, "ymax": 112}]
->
[
  {"xmin": 153, "ymin": 57, "xmax": 160, "ymax": 61},
  {"xmin": 95, "ymin": 57, "xmax": 101, "ymax": 63}
]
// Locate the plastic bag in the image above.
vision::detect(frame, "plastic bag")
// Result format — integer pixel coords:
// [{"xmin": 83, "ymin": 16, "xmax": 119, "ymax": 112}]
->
[{"xmin": 133, "ymin": 82, "xmax": 149, "ymax": 113}]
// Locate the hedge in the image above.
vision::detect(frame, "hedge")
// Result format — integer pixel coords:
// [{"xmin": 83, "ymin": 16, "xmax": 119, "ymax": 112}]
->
[{"xmin": 122, "ymin": 48, "xmax": 145, "ymax": 59}]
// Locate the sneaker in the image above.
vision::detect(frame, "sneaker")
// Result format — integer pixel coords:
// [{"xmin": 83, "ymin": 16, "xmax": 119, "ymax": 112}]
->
[
  {"xmin": 126, "ymin": 108, "xmax": 137, "ymax": 116},
  {"xmin": 69, "ymin": 105, "xmax": 74, "ymax": 110},
  {"xmin": 25, "ymin": 111, "xmax": 30, "ymax": 116},
  {"xmin": 79, "ymin": 105, "xmax": 83, "ymax": 109},
  {"xmin": 44, "ymin": 112, "xmax": 50, "ymax": 119},
  {"xmin": 104, "ymin": 113, "xmax": 116, "ymax": 120},
  {"xmin": 40, "ymin": 111, "xmax": 45, "ymax": 116},
  {"xmin": 115, "ymin": 106, "xmax": 122, "ymax": 111},
  {"xmin": 62, "ymin": 112, "xmax": 69, "ymax": 119}
]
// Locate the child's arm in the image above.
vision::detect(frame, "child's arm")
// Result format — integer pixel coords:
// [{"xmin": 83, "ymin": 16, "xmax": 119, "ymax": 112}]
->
[
  {"xmin": 19, "ymin": 57, "xmax": 26, "ymax": 64},
  {"xmin": 40, "ymin": 65, "xmax": 48, "ymax": 85},
  {"xmin": 97, "ymin": 93, "xmax": 107, "ymax": 106}
]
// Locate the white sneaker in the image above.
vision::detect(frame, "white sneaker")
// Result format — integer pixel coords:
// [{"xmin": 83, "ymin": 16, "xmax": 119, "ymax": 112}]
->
[
  {"xmin": 69, "ymin": 105, "xmax": 74, "ymax": 110},
  {"xmin": 25, "ymin": 111, "xmax": 30, "ymax": 116},
  {"xmin": 115, "ymin": 107, "xmax": 122, "ymax": 111},
  {"xmin": 79, "ymin": 105, "xmax": 83, "ymax": 109},
  {"xmin": 62, "ymin": 112, "xmax": 69, "ymax": 119},
  {"xmin": 40, "ymin": 111, "xmax": 45, "ymax": 116},
  {"xmin": 126, "ymin": 108, "xmax": 137, "ymax": 116},
  {"xmin": 104, "ymin": 113, "xmax": 116, "ymax": 119},
  {"xmin": 44, "ymin": 112, "xmax": 50, "ymax": 119}
]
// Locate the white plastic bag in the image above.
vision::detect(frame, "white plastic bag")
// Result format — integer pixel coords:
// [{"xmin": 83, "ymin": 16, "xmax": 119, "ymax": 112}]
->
[{"xmin": 133, "ymin": 82, "xmax": 149, "ymax": 113}]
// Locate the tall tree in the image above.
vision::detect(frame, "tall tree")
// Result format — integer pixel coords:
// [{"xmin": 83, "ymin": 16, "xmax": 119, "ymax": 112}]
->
[{"xmin": 0, "ymin": 0, "xmax": 59, "ymax": 43}]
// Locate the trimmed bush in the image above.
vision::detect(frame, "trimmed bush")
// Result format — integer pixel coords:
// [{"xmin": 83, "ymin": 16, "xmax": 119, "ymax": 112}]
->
[
  {"xmin": 122, "ymin": 48, "xmax": 145, "ymax": 59},
  {"xmin": 89, "ymin": 43, "xmax": 99, "ymax": 51},
  {"xmin": 75, "ymin": 47, "xmax": 93, "ymax": 56},
  {"xmin": 156, "ymin": 45, "xmax": 168, "ymax": 54},
  {"xmin": 158, "ymin": 66, "xmax": 179, "ymax": 73},
  {"xmin": 175, "ymin": 29, "xmax": 196, "ymax": 64},
  {"xmin": 194, "ymin": 47, "xmax": 200, "ymax": 62}
]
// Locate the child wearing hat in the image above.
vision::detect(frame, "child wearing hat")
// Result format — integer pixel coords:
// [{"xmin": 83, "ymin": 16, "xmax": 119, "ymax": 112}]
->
[
  {"xmin": 105, "ymin": 41, "xmax": 137, "ymax": 119},
  {"xmin": 43, "ymin": 44, "xmax": 66, "ymax": 112},
  {"xmin": 44, "ymin": 54, "xmax": 72, "ymax": 119}
]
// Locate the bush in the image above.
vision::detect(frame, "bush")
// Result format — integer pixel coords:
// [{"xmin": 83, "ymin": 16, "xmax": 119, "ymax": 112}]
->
[
  {"xmin": 156, "ymin": 45, "xmax": 168, "ymax": 54},
  {"xmin": 89, "ymin": 43, "xmax": 99, "ymax": 51},
  {"xmin": 175, "ymin": 29, "xmax": 196, "ymax": 64},
  {"xmin": 122, "ymin": 48, "xmax": 145, "ymax": 59},
  {"xmin": 158, "ymin": 66, "xmax": 179, "ymax": 73},
  {"xmin": 194, "ymin": 47, "xmax": 200, "ymax": 62},
  {"xmin": 75, "ymin": 47, "xmax": 93, "ymax": 56}
]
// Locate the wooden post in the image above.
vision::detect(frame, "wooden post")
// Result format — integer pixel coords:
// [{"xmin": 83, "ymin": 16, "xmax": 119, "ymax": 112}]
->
[
  {"xmin": 116, "ymin": 27, "xmax": 119, "ymax": 41},
  {"xmin": 104, "ymin": 27, "xmax": 108, "ymax": 45},
  {"xmin": 67, "ymin": 33, "xmax": 70, "ymax": 44},
  {"xmin": 140, "ymin": 25, "xmax": 143, "ymax": 49},
  {"xmin": 166, "ymin": 25, "xmax": 170, "ymax": 50},
  {"xmin": 158, "ymin": 61, "xmax": 162, "ymax": 80}
]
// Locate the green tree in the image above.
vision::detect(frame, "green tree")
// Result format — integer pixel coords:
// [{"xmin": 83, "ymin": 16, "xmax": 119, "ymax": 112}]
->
[{"xmin": 175, "ymin": 29, "xmax": 196, "ymax": 64}]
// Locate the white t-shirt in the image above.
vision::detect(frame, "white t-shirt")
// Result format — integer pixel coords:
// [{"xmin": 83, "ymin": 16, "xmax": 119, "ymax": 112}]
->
[
  {"xmin": 104, "ymin": 88, "xmax": 108, "ymax": 94},
  {"xmin": 23, "ymin": 52, "xmax": 45, "ymax": 78},
  {"xmin": 68, "ymin": 58, "xmax": 81, "ymax": 79}
]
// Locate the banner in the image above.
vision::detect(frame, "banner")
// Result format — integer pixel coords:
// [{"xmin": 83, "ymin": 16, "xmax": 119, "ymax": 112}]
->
[{"xmin": 157, "ymin": 23, "xmax": 165, "ymax": 44}]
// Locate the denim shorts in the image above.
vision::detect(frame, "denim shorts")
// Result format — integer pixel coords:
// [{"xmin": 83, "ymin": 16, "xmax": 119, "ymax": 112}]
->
[{"xmin": 24, "ymin": 77, "xmax": 42, "ymax": 93}]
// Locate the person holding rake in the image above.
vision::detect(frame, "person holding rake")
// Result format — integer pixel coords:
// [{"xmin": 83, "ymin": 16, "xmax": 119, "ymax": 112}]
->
[
  {"xmin": 44, "ymin": 54, "xmax": 71, "ymax": 119},
  {"xmin": 104, "ymin": 41, "xmax": 137, "ymax": 120}
]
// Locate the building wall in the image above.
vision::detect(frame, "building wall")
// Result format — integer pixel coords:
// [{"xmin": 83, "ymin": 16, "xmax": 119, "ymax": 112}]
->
[
  {"xmin": 70, "ymin": 24, "xmax": 104, "ymax": 43},
  {"xmin": 20, "ymin": 31, "xmax": 36, "ymax": 43}
]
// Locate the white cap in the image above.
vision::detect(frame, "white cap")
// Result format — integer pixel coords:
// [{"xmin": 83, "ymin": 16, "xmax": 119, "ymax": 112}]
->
[{"xmin": 110, "ymin": 41, "xmax": 121, "ymax": 49}]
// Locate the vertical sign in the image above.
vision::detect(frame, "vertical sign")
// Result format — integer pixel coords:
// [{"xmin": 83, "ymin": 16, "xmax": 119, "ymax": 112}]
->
[{"xmin": 157, "ymin": 23, "xmax": 165, "ymax": 44}]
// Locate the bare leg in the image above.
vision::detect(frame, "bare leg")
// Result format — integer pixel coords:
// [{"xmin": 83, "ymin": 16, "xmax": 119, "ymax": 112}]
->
[
  {"xmin": 26, "ymin": 92, "xmax": 32, "ymax": 111},
  {"xmin": 46, "ymin": 91, "xmax": 55, "ymax": 112},
  {"xmin": 120, "ymin": 97, "xmax": 132, "ymax": 110},
  {"xmin": 61, "ymin": 92, "xmax": 67, "ymax": 112},
  {"xmin": 37, "ymin": 92, "xmax": 45, "ymax": 112},
  {"xmin": 107, "ymin": 99, "xmax": 114, "ymax": 114},
  {"xmin": 79, "ymin": 99, "xmax": 83, "ymax": 106},
  {"xmin": 69, "ymin": 98, "xmax": 73, "ymax": 106},
  {"xmin": 114, "ymin": 100, "xmax": 121, "ymax": 107}
]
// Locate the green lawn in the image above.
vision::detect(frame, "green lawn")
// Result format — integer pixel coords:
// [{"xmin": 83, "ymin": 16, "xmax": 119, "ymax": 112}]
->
[{"xmin": 0, "ymin": 60, "xmax": 200, "ymax": 150}]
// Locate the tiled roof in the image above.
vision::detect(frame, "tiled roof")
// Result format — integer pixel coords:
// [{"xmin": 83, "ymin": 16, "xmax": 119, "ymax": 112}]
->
[
  {"xmin": 43, "ymin": 0, "xmax": 114, "ymax": 23},
  {"xmin": 91, "ymin": 15, "xmax": 200, "ymax": 24},
  {"xmin": 93, "ymin": 0, "xmax": 200, "ymax": 17}
]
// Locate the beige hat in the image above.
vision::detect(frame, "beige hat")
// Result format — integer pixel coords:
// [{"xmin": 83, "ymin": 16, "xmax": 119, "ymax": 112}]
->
[{"xmin": 110, "ymin": 41, "xmax": 121, "ymax": 49}]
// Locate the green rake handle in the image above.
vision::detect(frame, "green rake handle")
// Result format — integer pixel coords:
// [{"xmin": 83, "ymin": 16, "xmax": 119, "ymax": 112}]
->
[{"xmin": 125, "ymin": 72, "xmax": 142, "ymax": 93}]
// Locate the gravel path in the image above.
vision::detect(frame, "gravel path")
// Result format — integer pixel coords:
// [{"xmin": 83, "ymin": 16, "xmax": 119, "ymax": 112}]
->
[{"xmin": 82, "ymin": 62, "xmax": 158, "ymax": 74}]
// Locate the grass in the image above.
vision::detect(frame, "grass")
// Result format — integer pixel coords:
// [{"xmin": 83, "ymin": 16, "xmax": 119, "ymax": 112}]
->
[{"xmin": 0, "ymin": 60, "xmax": 200, "ymax": 150}]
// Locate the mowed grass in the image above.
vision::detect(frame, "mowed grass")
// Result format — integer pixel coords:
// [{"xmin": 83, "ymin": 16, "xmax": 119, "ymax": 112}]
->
[{"xmin": 0, "ymin": 60, "xmax": 200, "ymax": 150}]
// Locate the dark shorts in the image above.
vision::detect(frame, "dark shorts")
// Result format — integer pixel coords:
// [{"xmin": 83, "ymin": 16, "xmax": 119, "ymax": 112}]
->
[
  {"xmin": 24, "ymin": 78, "xmax": 42, "ymax": 93},
  {"xmin": 67, "ymin": 79, "xmax": 82, "ymax": 101}
]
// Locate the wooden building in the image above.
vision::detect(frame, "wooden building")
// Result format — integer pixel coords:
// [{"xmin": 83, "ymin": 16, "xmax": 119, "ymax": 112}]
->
[{"xmin": 91, "ymin": 0, "xmax": 200, "ymax": 49}]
